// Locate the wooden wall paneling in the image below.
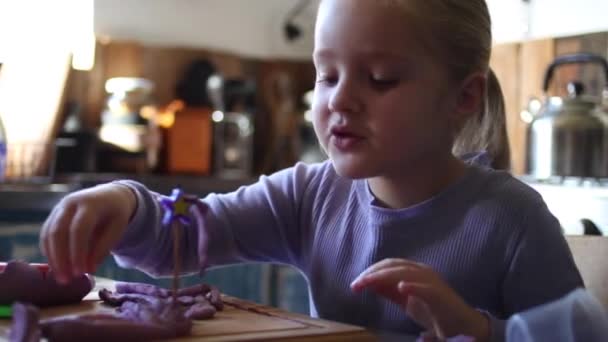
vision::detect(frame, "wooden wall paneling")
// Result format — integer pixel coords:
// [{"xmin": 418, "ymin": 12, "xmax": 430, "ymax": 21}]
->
[
  {"xmin": 519, "ymin": 38, "xmax": 556, "ymax": 175},
  {"xmin": 208, "ymin": 51, "xmax": 246, "ymax": 79},
  {"xmin": 490, "ymin": 43, "xmax": 523, "ymax": 174},
  {"xmin": 254, "ymin": 61, "xmax": 315, "ymax": 174},
  {"xmin": 84, "ymin": 41, "xmax": 109, "ymax": 129},
  {"xmin": 140, "ymin": 46, "xmax": 247, "ymax": 106},
  {"xmin": 102, "ymin": 41, "xmax": 144, "ymax": 79},
  {"xmin": 141, "ymin": 46, "xmax": 211, "ymax": 106},
  {"xmin": 59, "ymin": 40, "xmax": 131, "ymax": 133},
  {"xmin": 61, "ymin": 39, "xmax": 318, "ymax": 175},
  {"xmin": 90, "ymin": 41, "xmax": 145, "ymax": 129}
]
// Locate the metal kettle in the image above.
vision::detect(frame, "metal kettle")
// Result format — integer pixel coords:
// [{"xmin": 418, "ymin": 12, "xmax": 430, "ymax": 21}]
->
[{"xmin": 525, "ymin": 53, "xmax": 608, "ymax": 180}]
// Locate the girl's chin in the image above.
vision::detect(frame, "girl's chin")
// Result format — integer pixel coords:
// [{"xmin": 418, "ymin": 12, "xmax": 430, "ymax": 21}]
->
[{"xmin": 330, "ymin": 157, "xmax": 374, "ymax": 179}]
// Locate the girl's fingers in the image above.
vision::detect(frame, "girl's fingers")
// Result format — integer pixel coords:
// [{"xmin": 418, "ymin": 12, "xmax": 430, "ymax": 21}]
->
[
  {"xmin": 351, "ymin": 265, "xmax": 407, "ymax": 291},
  {"xmin": 351, "ymin": 264, "xmax": 429, "ymax": 292},
  {"xmin": 47, "ymin": 205, "xmax": 76, "ymax": 284},
  {"xmin": 88, "ymin": 216, "xmax": 127, "ymax": 274},
  {"xmin": 404, "ymin": 294, "xmax": 440, "ymax": 337},
  {"xmin": 351, "ymin": 258, "xmax": 412, "ymax": 286},
  {"xmin": 40, "ymin": 207, "xmax": 60, "ymax": 258},
  {"xmin": 69, "ymin": 208, "xmax": 97, "ymax": 276},
  {"xmin": 351, "ymin": 266, "xmax": 427, "ymax": 304},
  {"xmin": 398, "ymin": 281, "xmax": 440, "ymax": 309}
]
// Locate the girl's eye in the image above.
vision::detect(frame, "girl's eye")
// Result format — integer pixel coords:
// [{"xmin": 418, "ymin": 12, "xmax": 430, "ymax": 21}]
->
[
  {"xmin": 370, "ymin": 75, "xmax": 399, "ymax": 89},
  {"xmin": 316, "ymin": 74, "xmax": 338, "ymax": 86}
]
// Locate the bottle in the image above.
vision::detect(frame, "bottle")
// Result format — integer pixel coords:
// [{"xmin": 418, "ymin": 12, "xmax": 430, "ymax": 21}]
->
[{"xmin": 207, "ymin": 76, "xmax": 255, "ymax": 179}]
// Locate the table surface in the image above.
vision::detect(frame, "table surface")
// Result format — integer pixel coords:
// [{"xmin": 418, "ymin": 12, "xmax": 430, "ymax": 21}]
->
[{"xmin": 0, "ymin": 277, "xmax": 379, "ymax": 342}]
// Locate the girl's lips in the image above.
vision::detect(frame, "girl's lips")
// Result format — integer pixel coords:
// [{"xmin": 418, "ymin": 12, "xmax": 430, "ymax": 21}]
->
[
  {"xmin": 329, "ymin": 126, "xmax": 365, "ymax": 151},
  {"xmin": 330, "ymin": 132, "xmax": 364, "ymax": 150}
]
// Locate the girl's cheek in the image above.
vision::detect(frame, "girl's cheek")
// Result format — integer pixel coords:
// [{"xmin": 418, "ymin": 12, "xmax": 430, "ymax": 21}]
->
[{"xmin": 310, "ymin": 110, "xmax": 328, "ymax": 151}]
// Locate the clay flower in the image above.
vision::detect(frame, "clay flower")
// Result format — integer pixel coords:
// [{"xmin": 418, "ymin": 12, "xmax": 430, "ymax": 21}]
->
[{"xmin": 160, "ymin": 188, "xmax": 198, "ymax": 226}]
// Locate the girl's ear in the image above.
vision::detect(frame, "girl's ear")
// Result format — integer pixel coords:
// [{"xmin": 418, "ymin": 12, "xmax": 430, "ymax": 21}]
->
[{"xmin": 452, "ymin": 72, "xmax": 487, "ymax": 121}]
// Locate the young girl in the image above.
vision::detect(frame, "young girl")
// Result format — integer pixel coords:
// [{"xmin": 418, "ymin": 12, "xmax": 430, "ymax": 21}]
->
[{"xmin": 40, "ymin": 0, "xmax": 582, "ymax": 340}]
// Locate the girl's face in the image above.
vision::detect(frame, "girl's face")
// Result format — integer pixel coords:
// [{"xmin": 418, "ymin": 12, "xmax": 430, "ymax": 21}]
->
[{"xmin": 312, "ymin": 0, "xmax": 460, "ymax": 180}]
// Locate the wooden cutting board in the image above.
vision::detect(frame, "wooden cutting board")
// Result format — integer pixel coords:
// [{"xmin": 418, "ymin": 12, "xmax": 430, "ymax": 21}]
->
[{"xmin": 0, "ymin": 278, "xmax": 376, "ymax": 342}]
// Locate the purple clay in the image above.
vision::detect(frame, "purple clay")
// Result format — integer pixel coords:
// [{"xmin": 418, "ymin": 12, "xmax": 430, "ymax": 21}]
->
[
  {"xmin": 0, "ymin": 261, "xmax": 94, "ymax": 307},
  {"xmin": 40, "ymin": 313, "xmax": 192, "ymax": 342},
  {"xmin": 175, "ymin": 283, "xmax": 211, "ymax": 297},
  {"xmin": 99, "ymin": 288, "xmax": 156, "ymax": 307},
  {"xmin": 9, "ymin": 303, "xmax": 40, "ymax": 342},
  {"xmin": 185, "ymin": 302, "xmax": 217, "ymax": 320},
  {"xmin": 177, "ymin": 296, "xmax": 195, "ymax": 305},
  {"xmin": 115, "ymin": 282, "xmax": 171, "ymax": 298},
  {"xmin": 160, "ymin": 187, "xmax": 198, "ymax": 227},
  {"xmin": 206, "ymin": 285, "xmax": 224, "ymax": 311},
  {"xmin": 99, "ymin": 282, "xmax": 223, "ymax": 319}
]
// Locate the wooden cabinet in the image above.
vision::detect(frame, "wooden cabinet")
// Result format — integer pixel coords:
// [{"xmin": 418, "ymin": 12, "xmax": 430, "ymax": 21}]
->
[{"xmin": 490, "ymin": 42, "xmax": 523, "ymax": 174}]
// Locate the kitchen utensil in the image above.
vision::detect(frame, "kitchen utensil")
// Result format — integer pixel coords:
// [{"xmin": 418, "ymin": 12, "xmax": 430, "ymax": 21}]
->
[
  {"xmin": 525, "ymin": 53, "xmax": 608, "ymax": 179},
  {"xmin": 207, "ymin": 75, "xmax": 255, "ymax": 179}
]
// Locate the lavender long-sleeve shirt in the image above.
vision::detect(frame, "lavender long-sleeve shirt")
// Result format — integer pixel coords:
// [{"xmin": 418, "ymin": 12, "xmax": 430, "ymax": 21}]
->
[{"xmin": 112, "ymin": 160, "xmax": 583, "ymax": 341}]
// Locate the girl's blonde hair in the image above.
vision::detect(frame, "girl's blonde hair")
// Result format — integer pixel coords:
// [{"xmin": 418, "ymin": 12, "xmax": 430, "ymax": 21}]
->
[
  {"xmin": 388, "ymin": 0, "xmax": 511, "ymax": 170},
  {"xmin": 396, "ymin": 0, "xmax": 511, "ymax": 169}
]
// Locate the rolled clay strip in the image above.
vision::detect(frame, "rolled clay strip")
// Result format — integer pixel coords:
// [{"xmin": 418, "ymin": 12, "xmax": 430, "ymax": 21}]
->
[
  {"xmin": 185, "ymin": 301, "xmax": 217, "ymax": 320},
  {"xmin": 98, "ymin": 288, "xmax": 157, "ymax": 306},
  {"xmin": 9, "ymin": 303, "xmax": 40, "ymax": 342},
  {"xmin": 115, "ymin": 282, "xmax": 171, "ymax": 298},
  {"xmin": 177, "ymin": 296, "xmax": 195, "ymax": 305},
  {"xmin": 0, "ymin": 261, "xmax": 94, "ymax": 307},
  {"xmin": 175, "ymin": 283, "xmax": 211, "ymax": 297},
  {"xmin": 206, "ymin": 285, "xmax": 223, "ymax": 310},
  {"xmin": 41, "ymin": 313, "xmax": 192, "ymax": 342}
]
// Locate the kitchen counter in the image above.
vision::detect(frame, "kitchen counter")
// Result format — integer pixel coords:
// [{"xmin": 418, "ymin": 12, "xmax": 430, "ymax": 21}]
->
[
  {"xmin": 52, "ymin": 173, "xmax": 256, "ymax": 195},
  {"xmin": 521, "ymin": 178, "xmax": 608, "ymax": 235},
  {"xmin": 0, "ymin": 173, "xmax": 255, "ymax": 216}
]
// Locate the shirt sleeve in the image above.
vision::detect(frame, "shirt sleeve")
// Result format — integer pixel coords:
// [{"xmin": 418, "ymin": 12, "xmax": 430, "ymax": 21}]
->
[
  {"xmin": 110, "ymin": 162, "xmax": 322, "ymax": 278},
  {"xmin": 501, "ymin": 199, "xmax": 584, "ymax": 323}
]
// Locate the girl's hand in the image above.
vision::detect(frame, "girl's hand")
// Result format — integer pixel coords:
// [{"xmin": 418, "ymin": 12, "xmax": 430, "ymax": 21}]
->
[
  {"xmin": 350, "ymin": 259, "xmax": 490, "ymax": 341},
  {"xmin": 40, "ymin": 184, "xmax": 136, "ymax": 284}
]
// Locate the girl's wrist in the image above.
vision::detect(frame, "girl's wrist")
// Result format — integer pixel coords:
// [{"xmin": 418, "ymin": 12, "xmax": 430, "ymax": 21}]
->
[{"xmin": 468, "ymin": 310, "xmax": 491, "ymax": 342}]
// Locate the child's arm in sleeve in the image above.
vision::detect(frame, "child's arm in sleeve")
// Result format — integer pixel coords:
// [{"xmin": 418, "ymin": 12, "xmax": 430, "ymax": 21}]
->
[
  {"xmin": 502, "ymin": 201, "xmax": 583, "ymax": 311},
  {"xmin": 110, "ymin": 162, "xmax": 321, "ymax": 278},
  {"xmin": 488, "ymin": 201, "xmax": 584, "ymax": 341}
]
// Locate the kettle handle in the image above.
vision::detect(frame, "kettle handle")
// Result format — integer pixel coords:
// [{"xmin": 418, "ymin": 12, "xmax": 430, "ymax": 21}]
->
[{"xmin": 543, "ymin": 53, "xmax": 608, "ymax": 92}]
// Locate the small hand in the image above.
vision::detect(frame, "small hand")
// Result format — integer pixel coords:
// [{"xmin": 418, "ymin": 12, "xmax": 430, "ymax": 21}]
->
[
  {"xmin": 350, "ymin": 259, "xmax": 490, "ymax": 341},
  {"xmin": 40, "ymin": 184, "xmax": 136, "ymax": 284}
]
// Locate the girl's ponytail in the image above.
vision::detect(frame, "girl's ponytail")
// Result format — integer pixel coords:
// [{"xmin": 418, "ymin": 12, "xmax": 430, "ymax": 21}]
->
[
  {"xmin": 452, "ymin": 68, "xmax": 511, "ymax": 170},
  {"xmin": 484, "ymin": 68, "xmax": 511, "ymax": 170},
  {"xmin": 389, "ymin": 1, "xmax": 511, "ymax": 170}
]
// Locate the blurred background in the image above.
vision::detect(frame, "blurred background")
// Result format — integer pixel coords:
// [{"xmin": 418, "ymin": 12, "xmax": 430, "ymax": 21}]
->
[{"xmin": 0, "ymin": 0, "xmax": 608, "ymax": 314}]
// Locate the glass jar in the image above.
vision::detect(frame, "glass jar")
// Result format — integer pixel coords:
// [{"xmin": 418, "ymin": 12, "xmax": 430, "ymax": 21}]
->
[
  {"xmin": 99, "ymin": 77, "xmax": 155, "ymax": 153},
  {"xmin": 212, "ymin": 109, "xmax": 254, "ymax": 178}
]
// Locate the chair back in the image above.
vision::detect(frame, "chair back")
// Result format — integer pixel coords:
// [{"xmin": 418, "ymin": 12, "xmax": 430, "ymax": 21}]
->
[{"xmin": 566, "ymin": 236, "xmax": 608, "ymax": 309}]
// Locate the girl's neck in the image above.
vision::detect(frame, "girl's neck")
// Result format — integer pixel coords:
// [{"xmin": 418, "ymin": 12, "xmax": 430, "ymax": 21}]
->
[{"xmin": 367, "ymin": 155, "xmax": 468, "ymax": 209}]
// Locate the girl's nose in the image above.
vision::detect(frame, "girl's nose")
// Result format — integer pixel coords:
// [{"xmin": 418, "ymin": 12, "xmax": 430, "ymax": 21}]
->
[{"xmin": 328, "ymin": 78, "xmax": 362, "ymax": 114}]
